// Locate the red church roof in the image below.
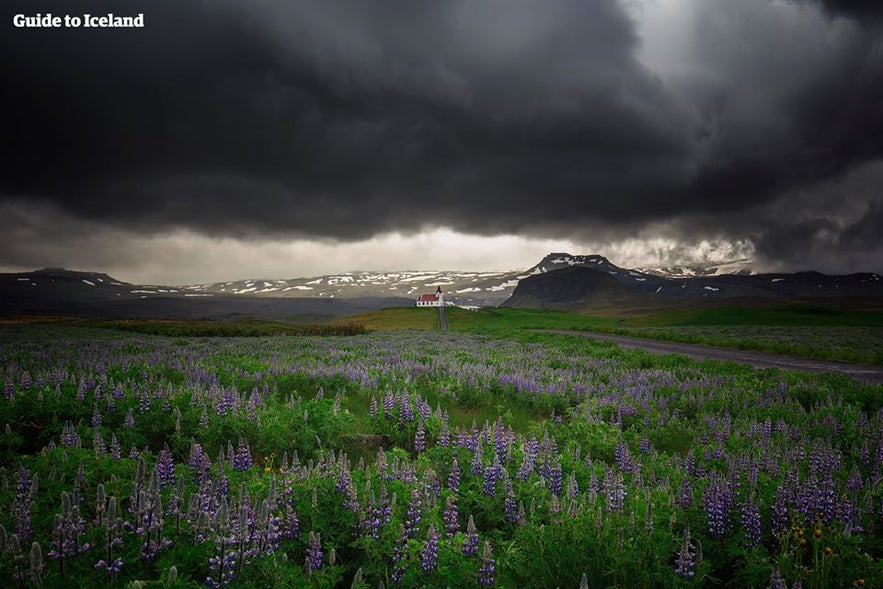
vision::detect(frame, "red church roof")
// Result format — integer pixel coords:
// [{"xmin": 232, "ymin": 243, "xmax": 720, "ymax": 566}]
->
[{"xmin": 417, "ymin": 294, "xmax": 439, "ymax": 302}]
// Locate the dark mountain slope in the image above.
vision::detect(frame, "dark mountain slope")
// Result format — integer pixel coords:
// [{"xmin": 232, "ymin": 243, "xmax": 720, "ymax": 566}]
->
[{"xmin": 502, "ymin": 266, "xmax": 660, "ymax": 309}]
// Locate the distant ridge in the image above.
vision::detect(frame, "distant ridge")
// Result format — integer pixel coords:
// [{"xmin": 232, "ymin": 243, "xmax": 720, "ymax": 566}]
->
[
  {"xmin": 503, "ymin": 254, "xmax": 883, "ymax": 310},
  {"xmin": 2, "ymin": 254, "xmax": 881, "ymax": 319}
]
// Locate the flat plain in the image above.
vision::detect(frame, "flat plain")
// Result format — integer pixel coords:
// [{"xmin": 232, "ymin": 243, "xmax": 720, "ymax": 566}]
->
[{"xmin": 1, "ymin": 317, "xmax": 881, "ymax": 588}]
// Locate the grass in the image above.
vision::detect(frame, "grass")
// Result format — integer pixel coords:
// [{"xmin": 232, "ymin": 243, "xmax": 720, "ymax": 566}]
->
[
  {"xmin": 587, "ymin": 325, "xmax": 883, "ymax": 365},
  {"xmin": 2, "ymin": 326, "xmax": 881, "ymax": 588},
  {"xmin": 88, "ymin": 318, "xmax": 367, "ymax": 337},
  {"xmin": 339, "ymin": 303, "xmax": 883, "ymax": 365},
  {"xmin": 337, "ymin": 306, "xmax": 619, "ymax": 332},
  {"xmin": 588, "ymin": 305, "xmax": 883, "ymax": 365},
  {"xmin": 618, "ymin": 304, "xmax": 883, "ymax": 327}
]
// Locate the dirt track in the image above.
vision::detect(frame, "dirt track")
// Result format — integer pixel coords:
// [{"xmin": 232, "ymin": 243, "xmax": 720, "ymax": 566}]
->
[{"xmin": 540, "ymin": 330, "xmax": 883, "ymax": 385}]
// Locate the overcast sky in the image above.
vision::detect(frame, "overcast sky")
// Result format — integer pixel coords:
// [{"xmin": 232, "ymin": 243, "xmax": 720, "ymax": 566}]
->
[{"xmin": 3, "ymin": 0, "xmax": 882, "ymax": 284}]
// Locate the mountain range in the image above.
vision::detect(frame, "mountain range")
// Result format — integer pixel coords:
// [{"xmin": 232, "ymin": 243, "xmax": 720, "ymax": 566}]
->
[
  {"xmin": 1, "ymin": 254, "xmax": 880, "ymax": 319},
  {"xmin": 503, "ymin": 254, "xmax": 882, "ymax": 312}
]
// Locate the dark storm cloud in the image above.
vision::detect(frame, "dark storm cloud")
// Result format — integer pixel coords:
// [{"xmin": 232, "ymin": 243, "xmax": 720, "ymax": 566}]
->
[
  {"xmin": 806, "ymin": 0, "xmax": 883, "ymax": 18},
  {"xmin": 4, "ymin": 0, "xmax": 688, "ymax": 240},
  {"xmin": 2, "ymin": 0, "xmax": 882, "ymax": 269}
]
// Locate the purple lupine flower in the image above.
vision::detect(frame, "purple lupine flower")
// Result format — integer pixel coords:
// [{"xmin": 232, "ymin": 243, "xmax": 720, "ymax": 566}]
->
[
  {"xmin": 379, "ymin": 485, "xmax": 392, "ymax": 524},
  {"xmin": 816, "ymin": 475, "xmax": 836, "ymax": 524},
  {"xmin": 471, "ymin": 443, "xmax": 484, "ymax": 475},
  {"xmin": 93, "ymin": 429, "xmax": 106, "ymax": 456},
  {"xmin": 414, "ymin": 421, "xmax": 425, "ymax": 453},
  {"xmin": 60, "ymin": 421, "xmax": 81, "ymax": 447},
  {"xmin": 462, "ymin": 515, "xmax": 479, "ymax": 556},
  {"xmin": 741, "ymin": 497, "xmax": 762, "ymax": 548},
  {"xmin": 540, "ymin": 457, "xmax": 552, "ymax": 481},
  {"xmin": 305, "ymin": 531, "xmax": 322, "ymax": 574},
  {"xmin": 505, "ymin": 488, "xmax": 520, "ymax": 524},
  {"xmin": 139, "ymin": 391, "xmax": 150, "ymax": 413},
  {"xmin": 415, "ymin": 396, "xmax": 431, "ymax": 420},
  {"xmin": 91, "ymin": 404, "xmax": 103, "ymax": 427},
  {"xmin": 602, "ymin": 469, "xmax": 626, "ymax": 513},
  {"xmin": 443, "ymin": 495, "xmax": 459, "ymax": 537},
  {"xmin": 517, "ymin": 438, "xmax": 537, "ymax": 481},
  {"xmin": 588, "ymin": 469, "xmax": 600, "ymax": 495},
  {"xmin": 421, "ymin": 525, "xmax": 439, "ymax": 574},
  {"xmin": 548, "ymin": 460, "xmax": 562, "ymax": 496},
  {"xmin": 846, "ymin": 465, "xmax": 863, "ymax": 493},
  {"xmin": 75, "ymin": 460, "xmax": 86, "ymax": 491},
  {"xmin": 336, "ymin": 465, "xmax": 352, "ymax": 496},
  {"xmin": 399, "ymin": 392, "xmax": 415, "ymax": 423},
  {"xmin": 168, "ymin": 476, "xmax": 186, "ymax": 536},
  {"xmin": 460, "ymin": 427, "xmax": 479, "ymax": 453},
  {"xmin": 123, "ymin": 408, "xmax": 135, "ymax": 428},
  {"xmin": 205, "ymin": 504, "xmax": 235, "ymax": 588},
  {"xmin": 369, "ymin": 396, "xmax": 378, "ymax": 418},
  {"xmin": 94, "ymin": 496, "xmax": 124, "ymax": 578},
  {"xmin": 128, "ymin": 457, "xmax": 147, "ymax": 528},
  {"xmin": 438, "ymin": 418, "xmax": 450, "ymax": 447},
  {"xmin": 772, "ymin": 473, "xmax": 795, "ymax": 540},
  {"xmin": 76, "ymin": 378, "xmax": 88, "ymax": 402},
  {"xmin": 48, "ymin": 491, "xmax": 91, "ymax": 578},
  {"xmin": 391, "ymin": 524, "xmax": 408, "ymax": 583},
  {"xmin": 135, "ymin": 470, "xmax": 170, "ymax": 562},
  {"xmin": 493, "ymin": 418, "xmax": 507, "ymax": 458},
  {"xmin": 383, "ymin": 391, "xmax": 395, "ymax": 420},
  {"xmin": 253, "ymin": 498, "xmax": 280, "ymax": 557},
  {"xmin": 405, "ymin": 488, "xmax": 422, "ymax": 538},
  {"xmin": 156, "ymin": 448, "xmax": 175, "ymax": 488},
  {"xmin": 767, "ymin": 564, "xmax": 787, "ymax": 589},
  {"xmin": 702, "ymin": 474, "xmax": 732, "ymax": 539},
  {"xmin": 684, "ymin": 452, "xmax": 703, "ymax": 478},
  {"xmin": 109, "ymin": 434, "xmax": 121, "ymax": 460},
  {"xmin": 674, "ymin": 526, "xmax": 696, "ymax": 579},
  {"xmin": 361, "ymin": 493, "xmax": 382, "ymax": 540},
  {"xmin": 281, "ymin": 503, "xmax": 299, "ymax": 541},
  {"xmin": 12, "ymin": 467, "xmax": 36, "ymax": 542},
  {"xmin": 448, "ymin": 458, "xmax": 461, "ymax": 493},
  {"xmin": 567, "ymin": 472, "xmax": 579, "ymax": 500},
  {"xmin": 478, "ymin": 541, "xmax": 495, "ymax": 587},
  {"xmin": 482, "ymin": 462, "xmax": 497, "ymax": 497},
  {"xmin": 678, "ymin": 476, "xmax": 694, "ymax": 510},
  {"xmin": 614, "ymin": 442, "xmax": 635, "ymax": 474},
  {"xmin": 232, "ymin": 439, "xmax": 253, "ymax": 471}
]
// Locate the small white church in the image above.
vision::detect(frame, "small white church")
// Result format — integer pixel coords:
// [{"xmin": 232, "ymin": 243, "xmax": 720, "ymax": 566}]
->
[{"xmin": 416, "ymin": 286, "xmax": 444, "ymax": 307}]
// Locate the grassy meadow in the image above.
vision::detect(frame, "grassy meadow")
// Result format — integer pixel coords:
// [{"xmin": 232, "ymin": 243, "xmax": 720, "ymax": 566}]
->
[
  {"xmin": 340, "ymin": 304, "xmax": 883, "ymax": 365},
  {"xmin": 0, "ymin": 320, "xmax": 881, "ymax": 588}
]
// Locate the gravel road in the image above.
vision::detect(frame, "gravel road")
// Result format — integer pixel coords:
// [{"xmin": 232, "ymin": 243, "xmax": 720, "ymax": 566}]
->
[{"xmin": 540, "ymin": 330, "xmax": 883, "ymax": 385}]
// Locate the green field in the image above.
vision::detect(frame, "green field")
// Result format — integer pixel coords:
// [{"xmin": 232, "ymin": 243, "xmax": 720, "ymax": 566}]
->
[
  {"xmin": 1, "ymin": 325, "xmax": 881, "ymax": 588},
  {"xmin": 618, "ymin": 304, "xmax": 883, "ymax": 328},
  {"xmin": 336, "ymin": 307, "xmax": 619, "ymax": 332},
  {"xmin": 10, "ymin": 300, "xmax": 882, "ymax": 365},
  {"xmin": 337, "ymin": 304, "xmax": 883, "ymax": 365}
]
